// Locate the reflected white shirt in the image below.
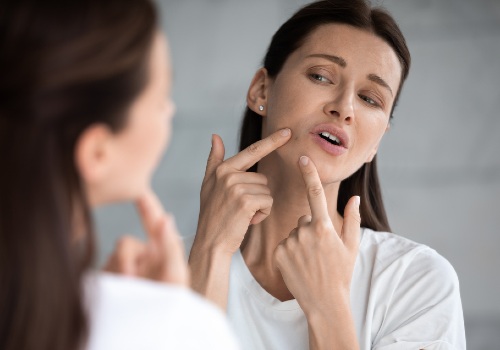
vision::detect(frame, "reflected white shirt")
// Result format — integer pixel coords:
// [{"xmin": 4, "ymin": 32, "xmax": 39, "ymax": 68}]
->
[{"xmin": 224, "ymin": 228, "xmax": 465, "ymax": 350}]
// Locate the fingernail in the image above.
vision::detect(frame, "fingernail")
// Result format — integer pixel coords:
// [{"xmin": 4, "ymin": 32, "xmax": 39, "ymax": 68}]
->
[
  {"xmin": 354, "ymin": 196, "xmax": 360, "ymax": 208},
  {"xmin": 299, "ymin": 156, "xmax": 309, "ymax": 166},
  {"xmin": 280, "ymin": 128, "xmax": 291, "ymax": 137}
]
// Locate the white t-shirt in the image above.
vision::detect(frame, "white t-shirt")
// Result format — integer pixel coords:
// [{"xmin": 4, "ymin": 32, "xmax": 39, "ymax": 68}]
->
[
  {"xmin": 224, "ymin": 228, "xmax": 466, "ymax": 350},
  {"xmin": 85, "ymin": 272, "xmax": 240, "ymax": 350}
]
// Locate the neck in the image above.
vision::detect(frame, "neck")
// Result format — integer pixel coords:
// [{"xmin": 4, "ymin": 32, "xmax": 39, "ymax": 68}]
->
[{"xmin": 240, "ymin": 153, "xmax": 343, "ymax": 301}]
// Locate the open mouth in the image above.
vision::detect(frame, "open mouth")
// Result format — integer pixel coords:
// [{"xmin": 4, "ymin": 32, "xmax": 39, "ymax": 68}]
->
[{"xmin": 318, "ymin": 131, "xmax": 342, "ymax": 147}]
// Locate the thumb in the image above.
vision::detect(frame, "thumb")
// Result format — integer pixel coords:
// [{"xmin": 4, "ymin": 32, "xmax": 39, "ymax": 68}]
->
[
  {"xmin": 204, "ymin": 134, "xmax": 225, "ymax": 177},
  {"xmin": 155, "ymin": 214, "xmax": 190, "ymax": 286},
  {"xmin": 340, "ymin": 196, "xmax": 361, "ymax": 251}
]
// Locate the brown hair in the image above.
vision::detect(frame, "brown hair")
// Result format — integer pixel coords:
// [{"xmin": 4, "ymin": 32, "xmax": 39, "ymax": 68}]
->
[
  {"xmin": 0, "ymin": 1, "xmax": 157, "ymax": 349},
  {"xmin": 239, "ymin": 0, "xmax": 411, "ymax": 231}
]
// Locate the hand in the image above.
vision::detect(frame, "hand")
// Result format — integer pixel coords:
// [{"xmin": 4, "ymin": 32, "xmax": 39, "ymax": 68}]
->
[
  {"xmin": 104, "ymin": 190, "xmax": 189, "ymax": 287},
  {"xmin": 273, "ymin": 156, "xmax": 361, "ymax": 316},
  {"xmin": 195, "ymin": 128, "xmax": 291, "ymax": 255}
]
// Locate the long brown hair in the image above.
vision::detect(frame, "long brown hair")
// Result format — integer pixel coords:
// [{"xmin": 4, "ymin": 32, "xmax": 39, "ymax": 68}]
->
[
  {"xmin": 239, "ymin": 0, "xmax": 411, "ymax": 232},
  {"xmin": 0, "ymin": 1, "xmax": 157, "ymax": 349}
]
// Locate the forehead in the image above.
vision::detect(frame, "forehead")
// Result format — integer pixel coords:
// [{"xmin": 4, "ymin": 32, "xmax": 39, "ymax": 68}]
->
[{"xmin": 290, "ymin": 23, "xmax": 402, "ymax": 90}]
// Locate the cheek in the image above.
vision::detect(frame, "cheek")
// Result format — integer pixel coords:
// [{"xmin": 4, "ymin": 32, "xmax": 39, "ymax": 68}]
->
[
  {"xmin": 127, "ymin": 107, "xmax": 170, "ymax": 174},
  {"xmin": 147, "ymin": 115, "xmax": 169, "ymax": 159},
  {"xmin": 355, "ymin": 116, "xmax": 387, "ymax": 154},
  {"xmin": 267, "ymin": 76, "xmax": 307, "ymax": 124}
]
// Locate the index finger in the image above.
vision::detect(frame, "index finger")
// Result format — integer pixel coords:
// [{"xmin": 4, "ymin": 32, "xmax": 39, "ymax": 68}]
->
[
  {"xmin": 135, "ymin": 188, "xmax": 165, "ymax": 238},
  {"xmin": 226, "ymin": 128, "xmax": 291, "ymax": 171},
  {"xmin": 298, "ymin": 156, "xmax": 330, "ymax": 221}
]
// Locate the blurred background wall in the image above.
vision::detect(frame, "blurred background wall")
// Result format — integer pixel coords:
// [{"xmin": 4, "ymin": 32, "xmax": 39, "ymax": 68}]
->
[{"xmin": 94, "ymin": 0, "xmax": 500, "ymax": 347}]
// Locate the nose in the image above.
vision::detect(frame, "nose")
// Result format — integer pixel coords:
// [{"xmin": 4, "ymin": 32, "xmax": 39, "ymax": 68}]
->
[{"xmin": 322, "ymin": 89, "xmax": 354, "ymax": 124}]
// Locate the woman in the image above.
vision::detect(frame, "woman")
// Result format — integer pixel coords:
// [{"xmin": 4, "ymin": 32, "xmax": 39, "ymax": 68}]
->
[
  {"xmin": 189, "ymin": 0, "xmax": 466, "ymax": 349},
  {"xmin": 0, "ymin": 0, "xmax": 238, "ymax": 349}
]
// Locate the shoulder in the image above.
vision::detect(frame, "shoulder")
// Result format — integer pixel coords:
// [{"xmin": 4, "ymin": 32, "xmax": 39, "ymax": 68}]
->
[
  {"xmin": 358, "ymin": 229, "xmax": 465, "ymax": 348},
  {"xmin": 359, "ymin": 227, "xmax": 458, "ymax": 284},
  {"xmin": 87, "ymin": 271, "xmax": 213, "ymax": 310},
  {"xmin": 85, "ymin": 272, "xmax": 239, "ymax": 350},
  {"xmin": 359, "ymin": 227, "xmax": 430, "ymax": 259},
  {"xmin": 358, "ymin": 228, "xmax": 461, "ymax": 305}
]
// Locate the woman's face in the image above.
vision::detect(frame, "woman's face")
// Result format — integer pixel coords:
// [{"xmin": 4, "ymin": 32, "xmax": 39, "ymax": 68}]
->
[
  {"xmin": 86, "ymin": 32, "xmax": 174, "ymax": 204},
  {"xmin": 259, "ymin": 24, "xmax": 402, "ymax": 184}
]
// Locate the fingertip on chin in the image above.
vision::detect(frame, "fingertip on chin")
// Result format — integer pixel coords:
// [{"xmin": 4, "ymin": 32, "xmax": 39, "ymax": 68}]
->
[
  {"xmin": 299, "ymin": 155, "xmax": 309, "ymax": 166},
  {"xmin": 353, "ymin": 195, "xmax": 360, "ymax": 209}
]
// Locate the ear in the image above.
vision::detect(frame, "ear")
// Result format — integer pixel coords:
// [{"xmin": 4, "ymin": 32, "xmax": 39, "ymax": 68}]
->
[
  {"xmin": 246, "ymin": 68, "xmax": 270, "ymax": 116},
  {"xmin": 75, "ymin": 124, "xmax": 114, "ymax": 186},
  {"xmin": 365, "ymin": 123, "xmax": 390, "ymax": 163}
]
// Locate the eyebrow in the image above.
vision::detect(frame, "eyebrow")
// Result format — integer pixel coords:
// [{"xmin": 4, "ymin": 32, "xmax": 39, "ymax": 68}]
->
[
  {"xmin": 306, "ymin": 54, "xmax": 347, "ymax": 68},
  {"xmin": 367, "ymin": 74, "xmax": 393, "ymax": 96},
  {"xmin": 306, "ymin": 53, "xmax": 394, "ymax": 96}
]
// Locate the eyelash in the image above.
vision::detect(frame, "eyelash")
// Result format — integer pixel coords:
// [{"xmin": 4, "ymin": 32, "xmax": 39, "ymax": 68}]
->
[
  {"xmin": 309, "ymin": 73, "xmax": 332, "ymax": 84},
  {"xmin": 359, "ymin": 94, "xmax": 380, "ymax": 108},
  {"xmin": 308, "ymin": 70, "xmax": 384, "ymax": 109}
]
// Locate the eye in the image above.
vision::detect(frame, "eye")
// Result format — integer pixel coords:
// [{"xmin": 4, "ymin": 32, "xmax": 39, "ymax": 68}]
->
[
  {"xmin": 359, "ymin": 94, "xmax": 380, "ymax": 107},
  {"xmin": 309, "ymin": 73, "xmax": 332, "ymax": 84}
]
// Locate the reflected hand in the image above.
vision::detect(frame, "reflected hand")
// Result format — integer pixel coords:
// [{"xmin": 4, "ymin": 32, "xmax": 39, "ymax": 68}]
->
[
  {"xmin": 273, "ymin": 156, "xmax": 360, "ymax": 315},
  {"xmin": 195, "ymin": 128, "xmax": 291, "ymax": 255}
]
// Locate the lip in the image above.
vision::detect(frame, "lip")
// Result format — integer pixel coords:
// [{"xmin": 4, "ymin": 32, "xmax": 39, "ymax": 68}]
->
[{"xmin": 310, "ymin": 123, "xmax": 349, "ymax": 156}]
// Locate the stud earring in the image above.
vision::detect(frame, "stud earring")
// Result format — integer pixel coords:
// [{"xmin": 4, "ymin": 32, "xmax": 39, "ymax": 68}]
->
[{"xmin": 259, "ymin": 105, "xmax": 264, "ymax": 111}]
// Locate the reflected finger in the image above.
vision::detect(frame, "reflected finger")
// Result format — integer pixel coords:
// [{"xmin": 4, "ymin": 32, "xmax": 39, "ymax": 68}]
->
[
  {"xmin": 226, "ymin": 128, "xmax": 291, "ymax": 171},
  {"xmin": 298, "ymin": 156, "xmax": 329, "ymax": 221}
]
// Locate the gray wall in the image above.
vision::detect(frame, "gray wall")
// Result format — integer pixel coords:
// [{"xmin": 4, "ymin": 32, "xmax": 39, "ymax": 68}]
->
[{"xmin": 94, "ymin": 0, "xmax": 500, "ymax": 347}]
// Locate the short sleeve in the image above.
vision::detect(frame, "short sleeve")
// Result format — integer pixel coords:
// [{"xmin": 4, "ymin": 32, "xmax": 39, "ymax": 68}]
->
[{"xmin": 372, "ymin": 250, "xmax": 466, "ymax": 349}]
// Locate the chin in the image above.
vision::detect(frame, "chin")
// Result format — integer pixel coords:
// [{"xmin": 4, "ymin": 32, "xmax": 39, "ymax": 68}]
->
[
  {"xmin": 114, "ymin": 183, "xmax": 147, "ymax": 204},
  {"xmin": 317, "ymin": 170, "xmax": 344, "ymax": 186},
  {"xmin": 307, "ymin": 155, "xmax": 351, "ymax": 185}
]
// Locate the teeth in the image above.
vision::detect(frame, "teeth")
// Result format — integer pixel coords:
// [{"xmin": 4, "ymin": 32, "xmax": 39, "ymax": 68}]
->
[{"xmin": 319, "ymin": 132, "xmax": 341, "ymax": 145}]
